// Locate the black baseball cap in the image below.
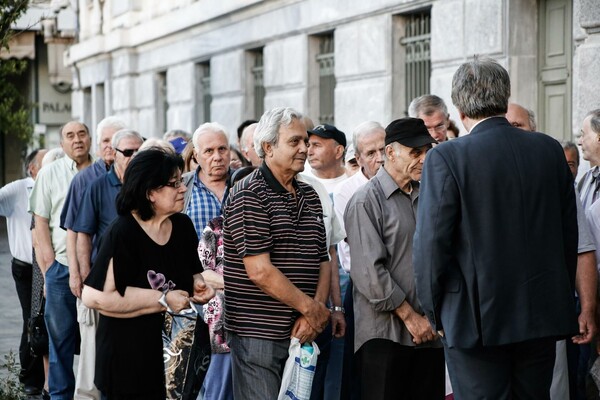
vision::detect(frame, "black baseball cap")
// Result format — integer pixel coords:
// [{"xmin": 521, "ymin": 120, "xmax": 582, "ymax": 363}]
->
[
  {"xmin": 307, "ymin": 124, "xmax": 347, "ymax": 148},
  {"xmin": 385, "ymin": 118, "xmax": 437, "ymax": 147}
]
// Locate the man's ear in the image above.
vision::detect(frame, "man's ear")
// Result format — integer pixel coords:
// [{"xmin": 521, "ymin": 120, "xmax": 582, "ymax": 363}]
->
[
  {"xmin": 336, "ymin": 144, "xmax": 345, "ymax": 160},
  {"xmin": 263, "ymin": 142, "xmax": 273, "ymax": 158}
]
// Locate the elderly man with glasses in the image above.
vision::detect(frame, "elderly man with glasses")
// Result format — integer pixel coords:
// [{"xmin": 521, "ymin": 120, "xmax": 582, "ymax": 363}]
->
[{"xmin": 408, "ymin": 94, "xmax": 450, "ymax": 144}]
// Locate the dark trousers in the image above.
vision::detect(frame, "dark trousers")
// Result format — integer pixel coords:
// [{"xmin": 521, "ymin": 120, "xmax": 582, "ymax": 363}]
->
[
  {"xmin": 309, "ymin": 321, "xmax": 332, "ymax": 400},
  {"xmin": 355, "ymin": 339, "xmax": 445, "ymax": 400},
  {"xmin": 340, "ymin": 279, "xmax": 359, "ymax": 400},
  {"xmin": 11, "ymin": 258, "xmax": 44, "ymax": 389},
  {"xmin": 445, "ymin": 338, "xmax": 556, "ymax": 400}
]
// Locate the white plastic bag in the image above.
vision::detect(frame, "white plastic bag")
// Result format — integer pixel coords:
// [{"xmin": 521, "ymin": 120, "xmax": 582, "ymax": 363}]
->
[{"xmin": 277, "ymin": 338, "xmax": 320, "ymax": 400}]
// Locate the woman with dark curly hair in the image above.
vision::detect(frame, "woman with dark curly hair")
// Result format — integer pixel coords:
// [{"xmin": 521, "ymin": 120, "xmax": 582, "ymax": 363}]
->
[{"xmin": 82, "ymin": 148, "xmax": 214, "ymax": 399}]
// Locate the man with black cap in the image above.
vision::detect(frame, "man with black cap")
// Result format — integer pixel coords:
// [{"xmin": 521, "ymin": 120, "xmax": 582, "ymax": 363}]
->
[
  {"xmin": 343, "ymin": 117, "xmax": 444, "ymax": 400},
  {"xmin": 305, "ymin": 124, "xmax": 348, "ymax": 194}
]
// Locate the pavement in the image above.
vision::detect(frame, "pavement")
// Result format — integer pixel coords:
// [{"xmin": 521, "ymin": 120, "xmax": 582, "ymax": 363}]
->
[{"xmin": 0, "ymin": 218, "xmax": 45, "ymax": 399}]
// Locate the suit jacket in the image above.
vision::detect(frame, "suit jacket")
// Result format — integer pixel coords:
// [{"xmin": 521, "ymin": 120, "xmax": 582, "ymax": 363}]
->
[{"xmin": 413, "ymin": 117, "xmax": 578, "ymax": 349}]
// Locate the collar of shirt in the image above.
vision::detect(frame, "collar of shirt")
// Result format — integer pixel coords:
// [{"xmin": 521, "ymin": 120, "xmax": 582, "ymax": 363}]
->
[
  {"xmin": 62, "ymin": 153, "xmax": 95, "ymax": 172},
  {"xmin": 376, "ymin": 167, "xmax": 419, "ymax": 199},
  {"xmin": 259, "ymin": 162, "xmax": 303, "ymax": 196},
  {"xmin": 107, "ymin": 165, "xmax": 121, "ymax": 187},
  {"xmin": 192, "ymin": 165, "xmax": 231, "ymax": 189},
  {"xmin": 191, "ymin": 165, "xmax": 231, "ymax": 209}
]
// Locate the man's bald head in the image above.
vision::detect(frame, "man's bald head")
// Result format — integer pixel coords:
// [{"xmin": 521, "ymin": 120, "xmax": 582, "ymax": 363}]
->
[{"xmin": 506, "ymin": 103, "xmax": 536, "ymax": 132}]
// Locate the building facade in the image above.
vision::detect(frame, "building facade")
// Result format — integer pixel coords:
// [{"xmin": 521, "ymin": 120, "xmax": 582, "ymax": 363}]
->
[
  {"xmin": 66, "ymin": 0, "xmax": 599, "ymax": 151},
  {"xmin": 1, "ymin": 0, "xmax": 76, "ymax": 184}
]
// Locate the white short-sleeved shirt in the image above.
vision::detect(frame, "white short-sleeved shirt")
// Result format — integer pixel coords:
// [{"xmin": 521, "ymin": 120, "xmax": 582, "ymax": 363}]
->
[
  {"xmin": 0, "ymin": 177, "xmax": 34, "ymax": 263},
  {"xmin": 298, "ymin": 173, "xmax": 346, "ymax": 251}
]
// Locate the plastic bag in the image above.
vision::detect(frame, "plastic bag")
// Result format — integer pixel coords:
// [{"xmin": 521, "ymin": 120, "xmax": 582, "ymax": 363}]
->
[
  {"xmin": 278, "ymin": 338, "xmax": 320, "ymax": 400},
  {"xmin": 163, "ymin": 303, "xmax": 211, "ymax": 400}
]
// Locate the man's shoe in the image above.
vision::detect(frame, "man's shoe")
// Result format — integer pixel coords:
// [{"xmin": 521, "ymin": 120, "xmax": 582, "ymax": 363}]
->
[
  {"xmin": 42, "ymin": 389, "xmax": 50, "ymax": 400},
  {"xmin": 23, "ymin": 385, "xmax": 42, "ymax": 395}
]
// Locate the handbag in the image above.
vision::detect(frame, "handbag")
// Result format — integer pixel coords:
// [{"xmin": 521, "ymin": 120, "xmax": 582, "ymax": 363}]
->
[
  {"xmin": 27, "ymin": 296, "xmax": 48, "ymax": 357},
  {"xmin": 278, "ymin": 338, "xmax": 320, "ymax": 400},
  {"xmin": 163, "ymin": 302, "xmax": 211, "ymax": 400}
]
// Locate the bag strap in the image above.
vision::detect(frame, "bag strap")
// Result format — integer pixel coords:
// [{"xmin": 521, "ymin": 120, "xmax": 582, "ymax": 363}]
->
[{"xmin": 37, "ymin": 292, "xmax": 45, "ymax": 317}]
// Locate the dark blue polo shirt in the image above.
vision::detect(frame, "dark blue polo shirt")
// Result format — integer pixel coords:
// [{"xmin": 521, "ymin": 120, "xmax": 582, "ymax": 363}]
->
[
  {"xmin": 60, "ymin": 159, "xmax": 109, "ymax": 230},
  {"xmin": 72, "ymin": 165, "xmax": 121, "ymax": 261}
]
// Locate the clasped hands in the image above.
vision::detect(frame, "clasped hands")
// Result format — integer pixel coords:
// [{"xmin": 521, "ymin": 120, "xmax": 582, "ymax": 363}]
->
[{"xmin": 161, "ymin": 279, "xmax": 216, "ymax": 313}]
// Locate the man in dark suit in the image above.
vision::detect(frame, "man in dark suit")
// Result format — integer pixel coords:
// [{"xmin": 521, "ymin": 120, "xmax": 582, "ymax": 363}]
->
[{"xmin": 413, "ymin": 57, "xmax": 579, "ymax": 399}]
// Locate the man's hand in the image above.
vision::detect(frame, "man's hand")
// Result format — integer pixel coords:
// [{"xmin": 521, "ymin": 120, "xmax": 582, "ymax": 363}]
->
[
  {"xmin": 331, "ymin": 311, "xmax": 346, "ymax": 338},
  {"xmin": 191, "ymin": 276, "xmax": 216, "ymax": 304},
  {"xmin": 303, "ymin": 300, "xmax": 330, "ymax": 334},
  {"xmin": 69, "ymin": 273, "xmax": 83, "ymax": 298},
  {"xmin": 291, "ymin": 316, "xmax": 319, "ymax": 344},
  {"xmin": 572, "ymin": 308, "xmax": 597, "ymax": 344},
  {"xmin": 38, "ymin": 250, "xmax": 55, "ymax": 273},
  {"xmin": 394, "ymin": 301, "xmax": 437, "ymax": 345}
]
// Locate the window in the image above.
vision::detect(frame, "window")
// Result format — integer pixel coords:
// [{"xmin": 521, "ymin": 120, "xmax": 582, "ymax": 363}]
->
[
  {"xmin": 316, "ymin": 33, "xmax": 335, "ymax": 125},
  {"xmin": 399, "ymin": 12, "xmax": 431, "ymax": 115},
  {"xmin": 196, "ymin": 61, "xmax": 211, "ymax": 124},
  {"xmin": 401, "ymin": 13, "xmax": 431, "ymax": 108},
  {"xmin": 249, "ymin": 49, "xmax": 265, "ymax": 119},
  {"xmin": 156, "ymin": 71, "xmax": 167, "ymax": 134}
]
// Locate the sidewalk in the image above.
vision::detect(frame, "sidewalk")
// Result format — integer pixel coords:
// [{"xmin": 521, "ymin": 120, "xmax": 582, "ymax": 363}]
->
[
  {"xmin": 0, "ymin": 218, "xmax": 46, "ymax": 399},
  {"xmin": 0, "ymin": 218, "xmax": 23, "ymax": 376}
]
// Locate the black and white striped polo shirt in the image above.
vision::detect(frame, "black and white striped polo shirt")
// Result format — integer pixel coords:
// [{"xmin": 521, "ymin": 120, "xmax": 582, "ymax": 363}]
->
[{"xmin": 222, "ymin": 163, "xmax": 328, "ymax": 340}]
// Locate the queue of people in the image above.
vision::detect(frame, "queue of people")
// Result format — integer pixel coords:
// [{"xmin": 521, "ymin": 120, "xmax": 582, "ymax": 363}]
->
[{"xmin": 1, "ymin": 56, "xmax": 600, "ymax": 400}]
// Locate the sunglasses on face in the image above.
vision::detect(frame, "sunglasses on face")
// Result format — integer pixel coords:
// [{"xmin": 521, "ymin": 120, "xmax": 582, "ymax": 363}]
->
[{"xmin": 116, "ymin": 148, "xmax": 138, "ymax": 157}]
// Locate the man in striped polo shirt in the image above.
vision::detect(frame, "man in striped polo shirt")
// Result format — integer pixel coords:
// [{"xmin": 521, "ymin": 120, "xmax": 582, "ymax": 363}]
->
[{"xmin": 223, "ymin": 107, "xmax": 332, "ymax": 399}]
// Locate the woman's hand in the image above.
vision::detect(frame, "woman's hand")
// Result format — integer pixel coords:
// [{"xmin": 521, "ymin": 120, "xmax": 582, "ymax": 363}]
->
[{"xmin": 165, "ymin": 290, "xmax": 190, "ymax": 313}]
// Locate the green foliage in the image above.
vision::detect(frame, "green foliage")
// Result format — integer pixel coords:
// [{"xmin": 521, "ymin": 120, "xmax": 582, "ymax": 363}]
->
[
  {"xmin": 0, "ymin": 58, "xmax": 33, "ymax": 143},
  {"xmin": 0, "ymin": 0, "xmax": 33, "ymax": 145},
  {"xmin": 0, "ymin": 352, "xmax": 25, "ymax": 400},
  {"xmin": 0, "ymin": 0, "xmax": 29, "ymax": 51}
]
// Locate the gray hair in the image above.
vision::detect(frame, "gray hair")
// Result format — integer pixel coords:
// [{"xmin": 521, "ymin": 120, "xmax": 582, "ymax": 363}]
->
[
  {"xmin": 192, "ymin": 122, "xmax": 229, "ymax": 150},
  {"xmin": 41, "ymin": 148, "xmax": 65, "ymax": 167},
  {"xmin": 352, "ymin": 121, "xmax": 385, "ymax": 155},
  {"xmin": 138, "ymin": 138, "xmax": 176, "ymax": 155},
  {"xmin": 586, "ymin": 109, "xmax": 600, "ymax": 135},
  {"xmin": 526, "ymin": 108, "xmax": 536, "ymax": 132},
  {"xmin": 96, "ymin": 116, "xmax": 127, "ymax": 145},
  {"xmin": 451, "ymin": 56, "xmax": 510, "ymax": 119},
  {"xmin": 254, "ymin": 107, "xmax": 303, "ymax": 158},
  {"xmin": 240, "ymin": 123, "xmax": 258, "ymax": 151},
  {"xmin": 163, "ymin": 129, "xmax": 191, "ymax": 141},
  {"xmin": 408, "ymin": 95, "xmax": 448, "ymax": 118},
  {"xmin": 561, "ymin": 140, "xmax": 580, "ymax": 161},
  {"xmin": 111, "ymin": 129, "xmax": 144, "ymax": 149}
]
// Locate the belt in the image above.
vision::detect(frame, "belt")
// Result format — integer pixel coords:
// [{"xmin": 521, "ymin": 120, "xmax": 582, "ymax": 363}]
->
[{"xmin": 12, "ymin": 258, "xmax": 32, "ymax": 268}]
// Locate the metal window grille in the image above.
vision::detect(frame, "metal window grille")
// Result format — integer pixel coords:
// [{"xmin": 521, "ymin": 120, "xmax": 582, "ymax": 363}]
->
[
  {"xmin": 158, "ymin": 72, "xmax": 167, "ymax": 133},
  {"xmin": 251, "ymin": 52, "xmax": 265, "ymax": 119},
  {"xmin": 400, "ymin": 13, "xmax": 431, "ymax": 109},
  {"xmin": 316, "ymin": 35, "xmax": 335, "ymax": 125},
  {"xmin": 200, "ymin": 63, "xmax": 211, "ymax": 122}
]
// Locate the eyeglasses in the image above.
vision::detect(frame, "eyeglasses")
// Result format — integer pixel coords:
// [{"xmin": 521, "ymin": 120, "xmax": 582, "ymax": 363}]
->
[
  {"xmin": 427, "ymin": 124, "xmax": 447, "ymax": 134},
  {"xmin": 163, "ymin": 177, "xmax": 184, "ymax": 189},
  {"xmin": 115, "ymin": 148, "xmax": 139, "ymax": 157}
]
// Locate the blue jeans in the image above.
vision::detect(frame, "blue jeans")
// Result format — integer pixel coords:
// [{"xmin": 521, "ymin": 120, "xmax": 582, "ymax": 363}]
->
[
  {"xmin": 200, "ymin": 353, "xmax": 234, "ymax": 400},
  {"xmin": 229, "ymin": 333, "xmax": 289, "ymax": 400},
  {"xmin": 44, "ymin": 260, "xmax": 78, "ymax": 399}
]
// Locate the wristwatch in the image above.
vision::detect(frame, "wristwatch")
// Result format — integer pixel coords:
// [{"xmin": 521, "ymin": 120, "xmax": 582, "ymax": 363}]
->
[{"xmin": 330, "ymin": 306, "xmax": 345, "ymax": 314}]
